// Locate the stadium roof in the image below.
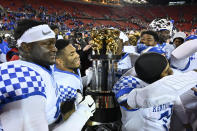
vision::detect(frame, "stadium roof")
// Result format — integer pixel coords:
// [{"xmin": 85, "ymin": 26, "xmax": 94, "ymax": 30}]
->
[
  {"xmin": 64, "ymin": 0, "xmax": 196, "ymax": 5},
  {"xmin": 146, "ymin": 0, "xmax": 195, "ymax": 5}
]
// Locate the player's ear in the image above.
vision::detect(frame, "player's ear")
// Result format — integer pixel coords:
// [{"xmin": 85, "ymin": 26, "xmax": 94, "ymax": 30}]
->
[
  {"xmin": 19, "ymin": 42, "xmax": 33, "ymax": 58},
  {"xmin": 20, "ymin": 42, "xmax": 32, "ymax": 52},
  {"xmin": 55, "ymin": 57, "xmax": 63, "ymax": 65}
]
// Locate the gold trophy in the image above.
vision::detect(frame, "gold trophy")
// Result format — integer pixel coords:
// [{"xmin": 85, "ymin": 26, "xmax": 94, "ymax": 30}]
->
[
  {"xmin": 86, "ymin": 28, "xmax": 123, "ymax": 129},
  {"xmin": 90, "ymin": 28, "xmax": 122, "ymax": 55}
]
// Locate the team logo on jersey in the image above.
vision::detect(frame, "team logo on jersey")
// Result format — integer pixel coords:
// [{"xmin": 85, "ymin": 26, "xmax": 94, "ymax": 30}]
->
[{"xmin": 152, "ymin": 103, "xmax": 172, "ymax": 112}]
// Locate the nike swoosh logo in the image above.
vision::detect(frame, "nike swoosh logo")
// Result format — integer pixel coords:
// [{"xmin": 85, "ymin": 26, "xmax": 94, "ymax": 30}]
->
[
  {"xmin": 42, "ymin": 30, "xmax": 51, "ymax": 35},
  {"xmin": 88, "ymin": 102, "xmax": 94, "ymax": 108}
]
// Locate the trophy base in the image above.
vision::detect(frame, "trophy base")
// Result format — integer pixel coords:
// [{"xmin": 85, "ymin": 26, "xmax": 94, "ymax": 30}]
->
[
  {"xmin": 90, "ymin": 54, "xmax": 121, "ymax": 60},
  {"xmin": 89, "ymin": 107, "xmax": 121, "ymax": 124},
  {"xmin": 83, "ymin": 120, "xmax": 122, "ymax": 131}
]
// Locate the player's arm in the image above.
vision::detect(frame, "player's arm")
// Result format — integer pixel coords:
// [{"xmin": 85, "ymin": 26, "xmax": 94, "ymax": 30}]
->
[
  {"xmin": 191, "ymin": 86, "xmax": 197, "ymax": 93},
  {"xmin": 170, "ymin": 56, "xmax": 190, "ymax": 71},
  {"xmin": 173, "ymin": 96, "xmax": 191, "ymax": 128},
  {"xmin": 172, "ymin": 39, "xmax": 197, "ymax": 59},
  {"xmin": 0, "ymin": 64, "xmax": 50, "ymax": 131},
  {"xmin": 52, "ymin": 93, "xmax": 95, "ymax": 131},
  {"xmin": 112, "ymin": 76, "xmax": 143, "ymax": 110},
  {"xmin": 170, "ymin": 40, "xmax": 197, "ymax": 71},
  {"xmin": 1, "ymin": 96, "xmax": 49, "ymax": 131},
  {"xmin": 173, "ymin": 90, "xmax": 197, "ymax": 131},
  {"xmin": 127, "ymin": 71, "xmax": 197, "ymax": 108}
]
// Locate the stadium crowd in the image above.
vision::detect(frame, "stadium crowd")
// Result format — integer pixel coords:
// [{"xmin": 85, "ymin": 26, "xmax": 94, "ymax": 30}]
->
[{"xmin": 0, "ymin": 0, "xmax": 197, "ymax": 131}]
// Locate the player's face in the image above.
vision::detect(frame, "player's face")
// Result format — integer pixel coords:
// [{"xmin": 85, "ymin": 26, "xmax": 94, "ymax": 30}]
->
[
  {"xmin": 140, "ymin": 34, "xmax": 157, "ymax": 46},
  {"xmin": 30, "ymin": 38, "xmax": 57, "ymax": 65},
  {"xmin": 173, "ymin": 38, "xmax": 184, "ymax": 48},
  {"xmin": 160, "ymin": 63, "xmax": 173, "ymax": 78},
  {"xmin": 62, "ymin": 44, "xmax": 80, "ymax": 70},
  {"xmin": 53, "ymin": 28, "xmax": 59, "ymax": 35},
  {"xmin": 158, "ymin": 30, "xmax": 170, "ymax": 43}
]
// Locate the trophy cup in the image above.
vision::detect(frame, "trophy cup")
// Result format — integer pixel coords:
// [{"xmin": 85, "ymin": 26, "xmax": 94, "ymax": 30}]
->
[{"xmin": 86, "ymin": 28, "xmax": 123, "ymax": 130}]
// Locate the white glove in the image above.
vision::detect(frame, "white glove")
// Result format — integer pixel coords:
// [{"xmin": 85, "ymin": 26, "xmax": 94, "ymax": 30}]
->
[
  {"xmin": 53, "ymin": 93, "xmax": 95, "ymax": 131},
  {"xmin": 76, "ymin": 92, "xmax": 96, "ymax": 117},
  {"xmin": 85, "ymin": 67, "xmax": 93, "ymax": 85}
]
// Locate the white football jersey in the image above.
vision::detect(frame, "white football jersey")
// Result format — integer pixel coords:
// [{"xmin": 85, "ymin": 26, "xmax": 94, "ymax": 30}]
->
[
  {"xmin": 121, "ymin": 102, "xmax": 173, "ymax": 131},
  {"xmin": 113, "ymin": 75, "xmax": 173, "ymax": 131},
  {"xmin": 53, "ymin": 65, "xmax": 83, "ymax": 102},
  {"xmin": 0, "ymin": 60, "xmax": 60, "ymax": 125}
]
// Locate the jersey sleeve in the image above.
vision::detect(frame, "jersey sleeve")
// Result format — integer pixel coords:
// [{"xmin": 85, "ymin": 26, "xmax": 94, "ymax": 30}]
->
[
  {"xmin": 57, "ymin": 83, "xmax": 77, "ymax": 102},
  {"xmin": 113, "ymin": 76, "xmax": 143, "ymax": 104},
  {"xmin": 170, "ymin": 56, "xmax": 190, "ymax": 71},
  {"xmin": 172, "ymin": 39, "xmax": 197, "ymax": 59},
  {"xmin": 127, "ymin": 71, "xmax": 197, "ymax": 109},
  {"xmin": 0, "ymin": 64, "xmax": 46, "ymax": 107}
]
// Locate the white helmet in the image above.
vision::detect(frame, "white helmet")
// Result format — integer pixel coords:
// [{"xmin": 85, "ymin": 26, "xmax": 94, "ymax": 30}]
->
[
  {"xmin": 149, "ymin": 19, "xmax": 173, "ymax": 36},
  {"xmin": 172, "ymin": 32, "xmax": 186, "ymax": 42}
]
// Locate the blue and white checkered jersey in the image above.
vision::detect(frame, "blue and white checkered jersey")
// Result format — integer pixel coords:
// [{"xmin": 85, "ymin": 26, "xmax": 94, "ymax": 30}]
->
[
  {"xmin": 118, "ymin": 53, "xmax": 132, "ymax": 70},
  {"xmin": 53, "ymin": 65, "xmax": 83, "ymax": 102},
  {"xmin": 113, "ymin": 75, "xmax": 173, "ymax": 131},
  {"xmin": 113, "ymin": 75, "xmax": 144, "ymax": 105},
  {"xmin": 0, "ymin": 60, "xmax": 46, "ymax": 106},
  {"xmin": 0, "ymin": 60, "xmax": 60, "ymax": 125},
  {"xmin": 171, "ymin": 52, "xmax": 197, "ymax": 72}
]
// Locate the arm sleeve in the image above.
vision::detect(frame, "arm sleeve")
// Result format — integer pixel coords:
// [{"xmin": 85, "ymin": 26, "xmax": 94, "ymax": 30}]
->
[
  {"xmin": 0, "ymin": 96, "xmax": 49, "ymax": 131},
  {"xmin": 170, "ymin": 56, "xmax": 190, "ymax": 71},
  {"xmin": 127, "ymin": 71, "xmax": 197, "ymax": 108},
  {"xmin": 57, "ymin": 84, "xmax": 77, "ymax": 102},
  {"xmin": 0, "ymin": 64, "xmax": 46, "ymax": 106},
  {"xmin": 172, "ymin": 39, "xmax": 197, "ymax": 59},
  {"xmin": 112, "ymin": 75, "xmax": 143, "ymax": 105},
  {"xmin": 52, "ymin": 105, "xmax": 90, "ymax": 131}
]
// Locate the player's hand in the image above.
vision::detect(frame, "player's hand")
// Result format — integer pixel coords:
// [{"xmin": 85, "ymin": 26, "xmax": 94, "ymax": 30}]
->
[
  {"xmin": 83, "ymin": 44, "xmax": 92, "ymax": 51},
  {"xmin": 191, "ymin": 87, "xmax": 197, "ymax": 92},
  {"xmin": 78, "ymin": 95, "xmax": 96, "ymax": 114},
  {"xmin": 191, "ymin": 86, "xmax": 197, "ymax": 96},
  {"xmin": 76, "ymin": 92, "xmax": 96, "ymax": 117}
]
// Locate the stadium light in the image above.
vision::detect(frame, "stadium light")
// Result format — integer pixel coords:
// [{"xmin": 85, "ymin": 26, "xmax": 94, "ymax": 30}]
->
[{"xmin": 123, "ymin": 0, "xmax": 148, "ymax": 4}]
